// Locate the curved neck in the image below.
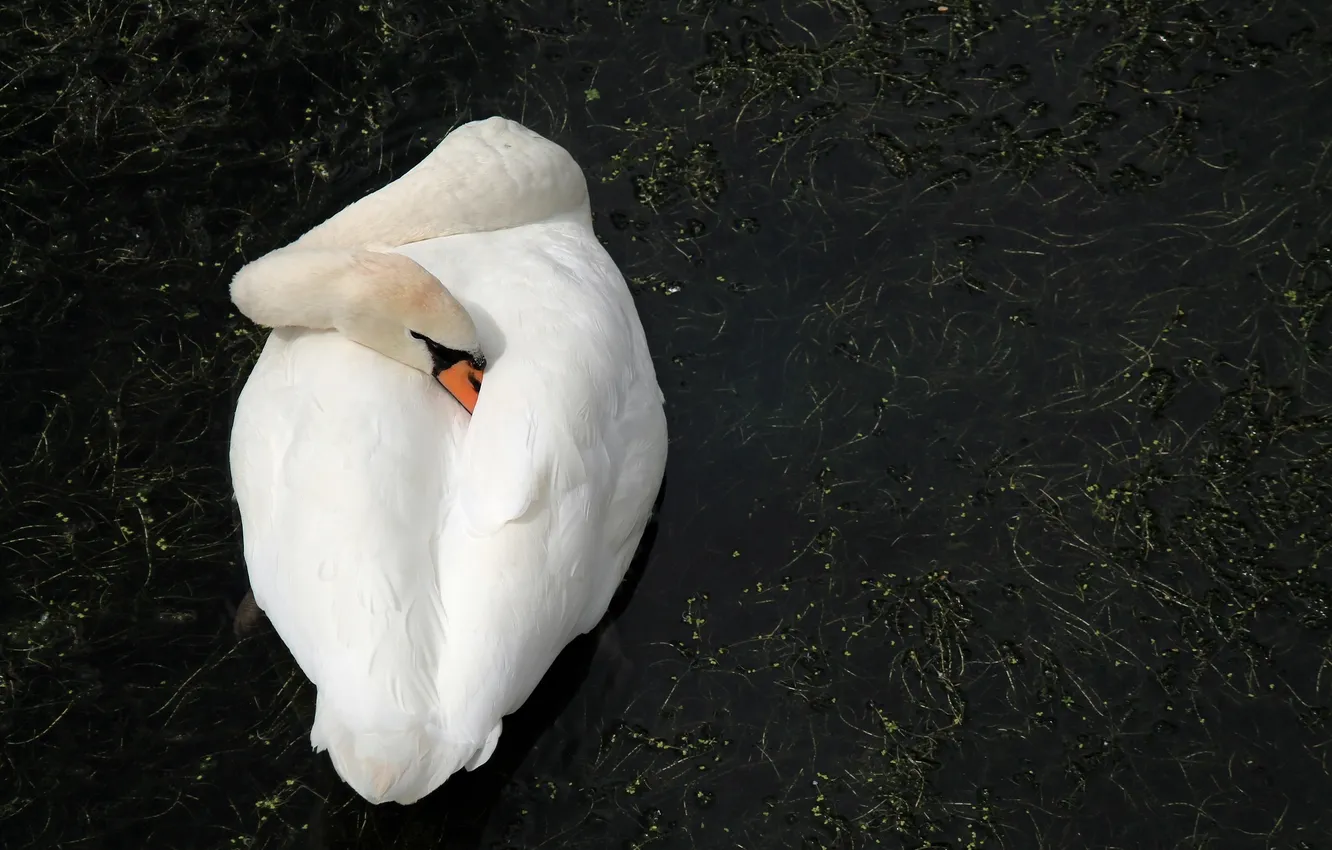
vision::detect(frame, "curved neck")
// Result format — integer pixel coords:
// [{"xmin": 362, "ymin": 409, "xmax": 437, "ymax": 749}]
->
[
  {"xmin": 290, "ymin": 117, "xmax": 589, "ymax": 253},
  {"xmin": 232, "ymin": 118, "xmax": 590, "ymax": 331}
]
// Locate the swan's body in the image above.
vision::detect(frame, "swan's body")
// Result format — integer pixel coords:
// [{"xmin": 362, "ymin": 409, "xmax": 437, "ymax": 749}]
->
[{"xmin": 228, "ymin": 118, "xmax": 667, "ymax": 805}]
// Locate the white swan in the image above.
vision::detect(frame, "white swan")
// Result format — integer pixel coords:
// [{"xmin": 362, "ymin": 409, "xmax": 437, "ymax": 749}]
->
[{"xmin": 227, "ymin": 117, "xmax": 668, "ymax": 805}]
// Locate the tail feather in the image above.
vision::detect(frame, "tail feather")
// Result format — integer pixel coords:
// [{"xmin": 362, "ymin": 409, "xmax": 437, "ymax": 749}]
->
[{"xmin": 309, "ymin": 697, "xmax": 489, "ymax": 805}]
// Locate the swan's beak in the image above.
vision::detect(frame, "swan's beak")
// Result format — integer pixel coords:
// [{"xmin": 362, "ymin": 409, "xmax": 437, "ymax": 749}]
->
[{"xmin": 438, "ymin": 361, "xmax": 484, "ymax": 414}]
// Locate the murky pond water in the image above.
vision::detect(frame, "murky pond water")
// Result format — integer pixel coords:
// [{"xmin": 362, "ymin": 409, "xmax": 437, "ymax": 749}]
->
[{"xmin": 3, "ymin": 0, "xmax": 1331, "ymax": 847}]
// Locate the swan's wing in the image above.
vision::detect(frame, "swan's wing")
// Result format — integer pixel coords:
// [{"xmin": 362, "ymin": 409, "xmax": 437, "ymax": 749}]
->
[
  {"xmin": 444, "ymin": 239, "xmax": 620, "ymax": 536},
  {"xmin": 230, "ymin": 329, "xmax": 463, "ymax": 727},
  {"xmin": 234, "ymin": 329, "xmax": 513, "ymax": 803},
  {"xmin": 428, "ymin": 228, "xmax": 668, "ymax": 575},
  {"xmin": 455, "ymin": 387, "xmax": 542, "ymax": 536}
]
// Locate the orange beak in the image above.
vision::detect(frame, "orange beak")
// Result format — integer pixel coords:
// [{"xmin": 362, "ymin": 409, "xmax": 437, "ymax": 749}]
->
[{"xmin": 437, "ymin": 361, "xmax": 484, "ymax": 414}]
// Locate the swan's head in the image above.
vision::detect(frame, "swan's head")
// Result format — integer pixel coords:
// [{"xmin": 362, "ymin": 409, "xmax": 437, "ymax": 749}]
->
[{"xmin": 341, "ymin": 250, "xmax": 487, "ymax": 413}]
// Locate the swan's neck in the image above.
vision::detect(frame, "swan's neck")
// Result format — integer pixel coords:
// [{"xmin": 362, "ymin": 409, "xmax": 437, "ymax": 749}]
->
[
  {"xmin": 286, "ymin": 117, "xmax": 591, "ymax": 254},
  {"xmin": 230, "ymin": 117, "xmax": 591, "ymax": 332}
]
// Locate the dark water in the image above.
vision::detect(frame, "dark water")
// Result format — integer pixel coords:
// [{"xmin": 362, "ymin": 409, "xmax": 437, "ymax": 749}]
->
[{"xmin": 4, "ymin": 0, "xmax": 1332, "ymax": 847}]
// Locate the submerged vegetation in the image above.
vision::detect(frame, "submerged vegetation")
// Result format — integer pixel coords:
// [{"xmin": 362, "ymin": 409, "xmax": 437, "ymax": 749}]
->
[{"xmin": 2, "ymin": 0, "xmax": 1331, "ymax": 847}]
